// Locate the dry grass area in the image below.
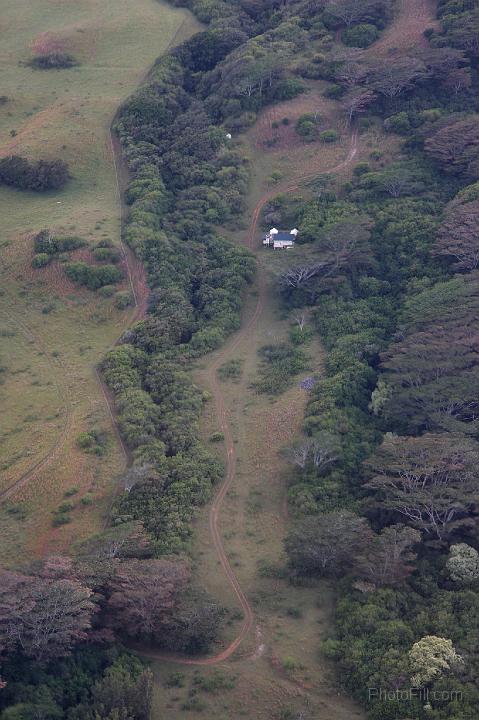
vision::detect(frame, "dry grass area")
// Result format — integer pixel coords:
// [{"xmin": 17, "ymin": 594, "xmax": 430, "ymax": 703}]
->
[
  {"xmin": 372, "ymin": 0, "xmax": 439, "ymax": 54},
  {"xmin": 242, "ymin": 81, "xmax": 401, "ymax": 207},
  {"xmin": 0, "ymin": 0, "xmax": 200, "ymax": 565}
]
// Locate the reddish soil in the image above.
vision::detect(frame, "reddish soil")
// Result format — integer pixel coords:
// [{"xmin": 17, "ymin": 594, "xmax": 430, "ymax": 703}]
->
[
  {"xmin": 370, "ymin": 0, "xmax": 439, "ymax": 55},
  {"xmin": 31, "ymin": 31, "xmax": 66, "ymax": 55}
]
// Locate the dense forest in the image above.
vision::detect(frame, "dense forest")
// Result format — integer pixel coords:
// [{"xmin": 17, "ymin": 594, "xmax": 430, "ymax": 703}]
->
[{"xmin": 1, "ymin": 0, "xmax": 478, "ymax": 718}]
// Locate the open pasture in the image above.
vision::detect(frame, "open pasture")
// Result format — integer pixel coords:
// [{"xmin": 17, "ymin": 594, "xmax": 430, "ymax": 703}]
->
[{"xmin": 0, "ymin": 0, "xmax": 199, "ymax": 564}]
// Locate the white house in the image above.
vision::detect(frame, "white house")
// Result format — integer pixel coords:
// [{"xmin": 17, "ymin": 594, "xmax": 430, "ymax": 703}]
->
[{"xmin": 263, "ymin": 228, "xmax": 298, "ymax": 249}]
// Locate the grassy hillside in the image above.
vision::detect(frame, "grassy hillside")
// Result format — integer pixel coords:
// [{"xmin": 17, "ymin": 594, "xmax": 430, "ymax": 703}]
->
[{"xmin": 0, "ymin": 0, "xmax": 200, "ymax": 564}]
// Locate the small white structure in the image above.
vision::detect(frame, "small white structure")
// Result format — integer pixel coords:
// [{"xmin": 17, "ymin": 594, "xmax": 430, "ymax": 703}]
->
[{"xmin": 263, "ymin": 227, "xmax": 298, "ymax": 249}]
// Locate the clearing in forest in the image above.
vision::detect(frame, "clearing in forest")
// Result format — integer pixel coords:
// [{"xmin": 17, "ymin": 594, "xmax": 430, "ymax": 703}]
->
[{"xmin": 148, "ymin": 0, "xmax": 438, "ymax": 715}]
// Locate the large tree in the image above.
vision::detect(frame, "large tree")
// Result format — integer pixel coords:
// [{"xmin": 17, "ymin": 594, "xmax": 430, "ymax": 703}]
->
[
  {"xmin": 365, "ymin": 433, "xmax": 479, "ymax": 540},
  {"xmin": 285, "ymin": 510, "xmax": 372, "ymax": 575},
  {"xmin": 358, "ymin": 524, "xmax": 421, "ymax": 588},
  {"xmin": 433, "ymin": 200, "xmax": 479, "ymax": 271},
  {"xmin": 0, "ymin": 570, "xmax": 95, "ymax": 662},
  {"xmin": 425, "ymin": 115, "xmax": 479, "ymax": 178},
  {"xmin": 368, "ymin": 56, "xmax": 427, "ymax": 98},
  {"xmin": 106, "ymin": 559, "xmax": 190, "ymax": 640}
]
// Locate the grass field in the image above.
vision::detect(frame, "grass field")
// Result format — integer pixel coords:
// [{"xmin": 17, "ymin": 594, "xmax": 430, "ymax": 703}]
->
[{"xmin": 0, "ymin": 0, "xmax": 200, "ymax": 564}]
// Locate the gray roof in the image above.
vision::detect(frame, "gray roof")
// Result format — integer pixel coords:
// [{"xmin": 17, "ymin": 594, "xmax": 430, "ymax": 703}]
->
[{"xmin": 275, "ymin": 231, "xmax": 295, "ymax": 241}]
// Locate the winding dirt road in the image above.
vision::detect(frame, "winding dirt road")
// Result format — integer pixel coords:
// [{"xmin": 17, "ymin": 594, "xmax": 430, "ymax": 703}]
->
[{"xmin": 138, "ymin": 126, "xmax": 359, "ymax": 666}]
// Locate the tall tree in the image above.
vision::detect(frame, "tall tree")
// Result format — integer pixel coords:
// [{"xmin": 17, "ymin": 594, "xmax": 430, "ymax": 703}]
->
[
  {"xmin": 365, "ymin": 433, "xmax": 479, "ymax": 540},
  {"xmin": 285, "ymin": 510, "xmax": 372, "ymax": 575},
  {"xmin": 0, "ymin": 570, "xmax": 95, "ymax": 662},
  {"xmin": 358, "ymin": 524, "xmax": 421, "ymax": 587},
  {"xmin": 433, "ymin": 200, "xmax": 479, "ymax": 271},
  {"xmin": 106, "ymin": 559, "xmax": 190, "ymax": 640}
]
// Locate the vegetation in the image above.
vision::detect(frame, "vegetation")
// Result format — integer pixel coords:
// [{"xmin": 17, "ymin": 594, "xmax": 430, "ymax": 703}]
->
[
  {"xmin": 0, "ymin": 155, "xmax": 69, "ymax": 191},
  {"xmin": 253, "ymin": 343, "xmax": 308, "ymax": 395},
  {"xmin": 64, "ymin": 261, "xmax": 123, "ymax": 290},
  {"xmin": 270, "ymin": 1, "xmax": 479, "ymax": 716},
  {"xmin": 3, "ymin": 0, "xmax": 479, "ymax": 718},
  {"xmin": 28, "ymin": 52, "xmax": 78, "ymax": 69}
]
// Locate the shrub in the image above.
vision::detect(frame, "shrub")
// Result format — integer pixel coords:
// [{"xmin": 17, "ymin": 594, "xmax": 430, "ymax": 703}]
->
[
  {"xmin": 52, "ymin": 513, "xmax": 72, "ymax": 527},
  {"xmin": 80, "ymin": 495, "xmax": 94, "ymax": 506},
  {"xmin": 343, "ymin": 23, "xmax": 379, "ymax": 48},
  {"xmin": 115, "ymin": 291, "xmax": 133, "ymax": 310},
  {"xmin": 98, "ymin": 284, "xmax": 116, "ymax": 298},
  {"xmin": 323, "ymin": 83, "xmax": 344, "ymax": 99},
  {"xmin": 77, "ymin": 429, "xmax": 108, "ymax": 455},
  {"xmin": 165, "ymin": 672, "xmax": 185, "ymax": 688},
  {"xmin": 0, "ymin": 156, "xmax": 69, "ymax": 191},
  {"xmin": 192, "ymin": 671, "xmax": 235, "ymax": 693},
  {"xmin": 282, "ymin": 656, "xmax": 298, "ymax": 671},
  {"xmin": 64, "ymin": 487, "xmax": 79, "ymax": 497},
  {"xmin": 34, "ymin": 230, "xmax": 86, "ymax": 254},
  {"xmin": 29, "ymin": 52, "xmax": 78, "ymax": 69},
  {"xmin": 295, "ymin": 113, "xmax": 320, "ymax": 142},
  {"xmin": 58, "ymin": 501, "xmax": 75, "ymax": 513},
  {"xmin": 319, "ymin": 129, "xmax": 339, "ymax": 143},
  {"xmin": 64, "ymin": 261, "xmax": 123, "ymax": 290},
  {"xmin": 209, "ymin": 432, "xmax": 225, "ymax": 442},
  {"xmin": 384, "ymin": 111, "xmax": 411, "ymax": 135},
  {"xmin": 273, "ymin": 78, "xmax": 304, "ymax": 101},
  {"xmin": 217, "ymin": 359, "xmax": 242, "ymax": 380},
  {"xmin": 353, "ymin": 162, "xmax": 371, "ymax": 176},
  {"xmin": 253, "ymin": 343, "xmax": 308, "ymax": 395},
  {"xmin": 289, "ymin": 325, "xmax": 313, "ymax": 345},
  {"xmin": 93, "ymin": 247, "xmax": 120, "ymax": 263},
  {"xmin": 31, "ymin": 253, "xmax": 51, "ymax": 268}
]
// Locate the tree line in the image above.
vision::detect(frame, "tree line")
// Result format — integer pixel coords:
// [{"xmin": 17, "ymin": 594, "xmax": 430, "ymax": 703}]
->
[{"xmin": 267, "ymin": 2, "xmax": 479, "ymax": 717}]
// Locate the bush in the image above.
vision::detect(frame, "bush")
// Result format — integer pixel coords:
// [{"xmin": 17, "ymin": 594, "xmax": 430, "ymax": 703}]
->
[
  {"xmin": 253, "ymin": 343, "xmax": 308, "ymax": 395},
  {"xmin": 0, "ymin": 156, "xmax": 69, "ymax": 191},
  {"xmin": 295, "ymin": 113, "xmax": 320, "ymax": 142},
  {"xmin": 93, "ymin": 247, "xmax": 120, "ymax": 263},
  {"xmin": 343, "ymin": 23, "xmax": 379, "ymax": 48},
  {"xmin": 384, "ymin": 111, "xmax": 411, "ymax": 135},
  {"xmin": 319, "ymin": 129, "xmax": 339, "ymax": 143},
  {"xmin": 77, "ymin": 428, "xmax": 108, "ymax": 455},
  {"xmin": 115, "ymin": 291, "xmax": 133, "ymax": 310},
  {"xmin": 64, "ymin": 261, "xmax": 123, "ymax": 290},
  {"xmin": 98, "ymin": 284, "xmax": 116, "ymax": 298},
  {"xmin": 31, "ymin": 253, "xmax": 51, "ymax": 268},
  {"xmin": 29, "ymin": 52, "xmax": 78, "ymax": 69},
  {"xmin": 33, "ymin": 230, "xmax": 86, "ymax": 254},
  {"xmin": 58, "ymin": 501, "xmax": 75, "ymax": 513},
  {"xmin": 64, "ymin": 487, "xmax": 79, "ymax": 497},
  {"xmin": 289, "ymin": 325, "xmax": 313, "ymax": 345},
  {"xmin": 52, "ymin": 513, "xmax": 72, "ymax": 527},
  {"xmin": 353, "ymin": 162, "xmax": 371, "ymax": 176},
  {"xmin": 273, "ymin": 78, "xmax": 304, "ymax": 101},
  {"xmin": 209, "ymin": 432, "xmax": 225, "ymax": 442},
  {"xmin": 323, "ymin": 84, "xmax": 344, "ymax": 99},
  {"xmin": 217, "ymin": 358, "xmax": 242, "ymax": 380}
]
